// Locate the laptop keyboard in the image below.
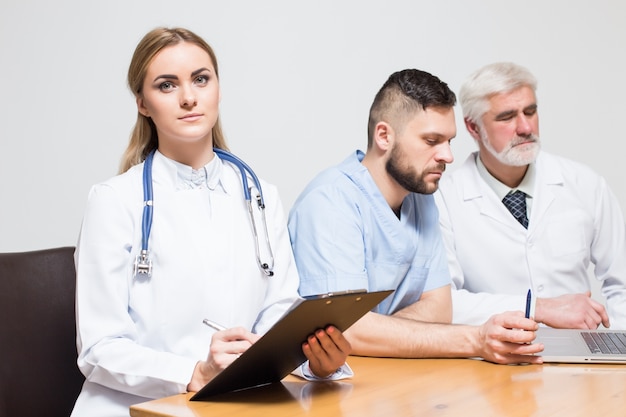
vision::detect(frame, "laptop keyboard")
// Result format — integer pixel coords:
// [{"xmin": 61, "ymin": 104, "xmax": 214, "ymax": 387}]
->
[{"xmin": 582, "ymin": 332, "xmax": 626, "ymax": 354}]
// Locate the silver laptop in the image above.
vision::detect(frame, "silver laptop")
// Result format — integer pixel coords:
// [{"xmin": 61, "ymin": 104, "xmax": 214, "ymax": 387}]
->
[{"xmin": 536, "ymin": 327, "xmax": 626, "ymax": 364}]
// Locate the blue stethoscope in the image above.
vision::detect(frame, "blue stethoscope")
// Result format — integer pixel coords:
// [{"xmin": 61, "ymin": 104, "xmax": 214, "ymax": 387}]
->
[{"xmin": 133, "ymin": 148, "xmax": 275, "ymax": 279}]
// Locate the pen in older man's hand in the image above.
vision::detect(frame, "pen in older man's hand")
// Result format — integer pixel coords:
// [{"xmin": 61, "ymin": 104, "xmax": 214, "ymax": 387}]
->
[
  {"xmin": 203, "ymin": 319, "xmax": 227, "ymax": 331},
  {"xmin": 525, "ymin": 289, "xmax": 532, "ymax": 319}
]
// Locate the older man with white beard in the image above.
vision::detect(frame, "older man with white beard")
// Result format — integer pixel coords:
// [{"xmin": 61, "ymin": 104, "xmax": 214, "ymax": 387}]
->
[{"xmin": 435, "ymin": 62, "xmax": 626, "ymax": 330}]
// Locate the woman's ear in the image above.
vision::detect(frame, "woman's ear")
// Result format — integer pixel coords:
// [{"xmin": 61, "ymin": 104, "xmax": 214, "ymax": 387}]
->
[{"xmin": 136, "ymin": 96, "xmax": 149, "ymax": 117}]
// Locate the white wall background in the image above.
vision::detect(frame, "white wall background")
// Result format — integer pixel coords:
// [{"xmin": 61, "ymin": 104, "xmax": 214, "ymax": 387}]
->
[{"xmin": 1, "ymin": 0, "xmax": 625, "ymax": 253}]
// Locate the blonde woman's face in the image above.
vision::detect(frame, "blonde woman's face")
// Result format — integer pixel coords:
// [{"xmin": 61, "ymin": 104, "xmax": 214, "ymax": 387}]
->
[{"xmin": 136, "ymin": 42, "xmax": 220, "ymax": 157}]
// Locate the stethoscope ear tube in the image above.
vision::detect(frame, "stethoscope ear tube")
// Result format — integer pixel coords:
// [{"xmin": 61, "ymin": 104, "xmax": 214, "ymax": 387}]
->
[
  {"xmin": 248, "ymin": 194, "xmax": 275, "ymax": 277},
  {"xmin": 215, "ymin": 149, "xmax": 274, "ymax": 276}
]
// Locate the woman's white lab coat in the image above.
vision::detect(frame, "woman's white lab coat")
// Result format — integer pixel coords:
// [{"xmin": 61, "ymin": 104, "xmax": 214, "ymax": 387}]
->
[{"xmin": 71, "ymin": 151, "xmax": 300, "ymax": 416}]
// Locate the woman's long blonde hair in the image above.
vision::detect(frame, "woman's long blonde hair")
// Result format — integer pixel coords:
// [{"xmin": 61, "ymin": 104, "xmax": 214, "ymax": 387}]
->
[{"xmin": 119, "ymin": 27, "xmax": 228, "ymax": 173}]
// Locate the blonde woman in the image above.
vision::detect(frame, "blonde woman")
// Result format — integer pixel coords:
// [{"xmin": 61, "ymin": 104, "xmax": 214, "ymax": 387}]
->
[{"xmin": 71, "ymin": 27, "xmax": 350, "ymax": 417}]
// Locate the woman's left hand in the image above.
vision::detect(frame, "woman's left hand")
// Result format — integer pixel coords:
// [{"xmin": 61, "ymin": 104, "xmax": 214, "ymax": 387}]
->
[{"xmin": 302, "ymin": 325, "xmax": 352, "ymax": 377}]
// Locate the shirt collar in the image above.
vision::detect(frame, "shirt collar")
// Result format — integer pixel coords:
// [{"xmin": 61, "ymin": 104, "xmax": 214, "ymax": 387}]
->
[
  {"xmin": 476, "ymin": 153, "xmax": 535, "ymax": 200},
  {"xmin": 158, "ymin": 151, "xmax": 224, "ymax": 191}
]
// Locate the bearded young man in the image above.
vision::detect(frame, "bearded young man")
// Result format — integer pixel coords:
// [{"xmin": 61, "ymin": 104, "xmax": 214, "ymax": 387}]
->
[
  {"xmin": 288, "ymin": 68, "xmax": 544, "ymax": 364},
  {"xmin": 435, "ymin": 62, "xmax": 626, "ymax": 330}
]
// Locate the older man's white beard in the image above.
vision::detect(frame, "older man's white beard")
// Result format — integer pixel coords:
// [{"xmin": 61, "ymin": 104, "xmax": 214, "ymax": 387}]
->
[{"xmin": 481, "ymin": 133, "xmax": 541, "ymax": 166}]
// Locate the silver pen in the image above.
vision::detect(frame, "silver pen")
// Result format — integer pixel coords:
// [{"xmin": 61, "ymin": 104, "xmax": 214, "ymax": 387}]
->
[{"xmin": 202, "ymin": 318, "xmax": 227, "ymax": 331}]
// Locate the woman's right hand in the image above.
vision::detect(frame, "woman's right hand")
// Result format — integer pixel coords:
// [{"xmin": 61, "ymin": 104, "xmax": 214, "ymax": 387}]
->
[{"xmin": 187, "ymin": 327, "xmax": 260, "ymax": 392}]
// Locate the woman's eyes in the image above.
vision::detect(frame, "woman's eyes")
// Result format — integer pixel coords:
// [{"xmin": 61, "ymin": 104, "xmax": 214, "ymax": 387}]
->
[
  {"xmin": 194, "ymin": 75, "xmax": 209, "ymax": 85},
  {"xmin": 157, "ymin": 74, "xmax": 209, "ymax": 92},
  {"xmin": 158, "ymin": 81, "xmax": 175, "ymax": 92}
]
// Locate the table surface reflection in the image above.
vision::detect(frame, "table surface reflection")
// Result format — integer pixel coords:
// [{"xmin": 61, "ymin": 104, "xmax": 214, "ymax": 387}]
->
[{"xmin": 130, "ymin": 355, "xmax": 626, "ymax": 417}]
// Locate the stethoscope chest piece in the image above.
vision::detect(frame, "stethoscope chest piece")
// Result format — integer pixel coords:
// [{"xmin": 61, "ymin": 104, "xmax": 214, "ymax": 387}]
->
[{"xmin": 134, "ymin": 249, "xmax": 152, "ymax": 280}]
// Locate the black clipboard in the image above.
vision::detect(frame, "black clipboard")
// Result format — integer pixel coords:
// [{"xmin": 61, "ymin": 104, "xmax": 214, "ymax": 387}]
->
[{"xmin": 190, "ymin": 289, "xmax": 393, "ymax": 400}]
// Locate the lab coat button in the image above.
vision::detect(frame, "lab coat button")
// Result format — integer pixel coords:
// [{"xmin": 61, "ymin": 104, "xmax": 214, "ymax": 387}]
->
[{"xmin": 537, "ymin": 285, "xmax": 544, "ymax": 292}]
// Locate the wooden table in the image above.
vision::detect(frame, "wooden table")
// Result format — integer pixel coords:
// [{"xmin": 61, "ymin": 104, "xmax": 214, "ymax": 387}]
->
[{"xmin": 130, "ymin": 355, "xmax": 626, "ymax": 416}]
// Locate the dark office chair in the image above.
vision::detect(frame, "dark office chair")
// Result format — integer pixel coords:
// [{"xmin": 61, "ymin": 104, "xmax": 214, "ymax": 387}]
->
[{"xmin": 0, "ymin": 246, "xmax": 85, "ymax": 417}]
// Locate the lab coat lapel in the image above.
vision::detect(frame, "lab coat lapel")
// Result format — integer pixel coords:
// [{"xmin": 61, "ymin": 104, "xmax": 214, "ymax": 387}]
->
[
  {"xmin": 459, "ymin": 155, "xmax": 518, "ymax": 228},
  {"xmin": 528, "ymin": 153, "xmax": 562, "ymax": 232}
]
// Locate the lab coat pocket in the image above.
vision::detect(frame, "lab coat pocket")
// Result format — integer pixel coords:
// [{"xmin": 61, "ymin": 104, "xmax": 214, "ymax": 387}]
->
[{"xmin": 546, "ymin": 219, "xmax": 587, "ymax": 258}]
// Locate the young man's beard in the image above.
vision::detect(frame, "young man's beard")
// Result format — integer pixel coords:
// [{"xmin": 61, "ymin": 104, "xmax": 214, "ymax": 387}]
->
[{"xmin": 386, "ymin": 144, "xmax": 445, "ymax": 195}]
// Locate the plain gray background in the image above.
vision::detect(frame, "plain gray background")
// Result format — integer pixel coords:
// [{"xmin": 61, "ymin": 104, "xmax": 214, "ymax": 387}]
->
[{"xmin": 1, "ymin": 0, "xmax": 625, "ymax": 253}]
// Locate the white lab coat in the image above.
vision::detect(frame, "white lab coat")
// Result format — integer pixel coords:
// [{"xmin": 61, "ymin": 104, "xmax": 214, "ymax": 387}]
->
[
  {"xmin": 435, "ymin": 151, "xmax": 626, "ymax": 328},
  {"xmin": 71, "ymin": 151, "xmax": 300, "ymax": 417}
]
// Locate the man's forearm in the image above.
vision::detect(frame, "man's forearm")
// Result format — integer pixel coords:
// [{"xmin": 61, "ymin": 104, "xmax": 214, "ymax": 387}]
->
[{"xmin": 345, "ymin": 312, "xmax": 479, "ymax": 358}]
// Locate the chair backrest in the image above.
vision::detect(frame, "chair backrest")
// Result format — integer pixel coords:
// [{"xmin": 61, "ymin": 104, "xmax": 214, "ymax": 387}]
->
[{"xmin": 0, "ymin": 246, "xmax": 84, "ymax": 417}]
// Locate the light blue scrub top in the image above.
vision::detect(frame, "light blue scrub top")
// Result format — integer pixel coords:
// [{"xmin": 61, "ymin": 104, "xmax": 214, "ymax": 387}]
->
[{"xmin": 288, "ymin": 151, "xmax": 451, "ymax": 315}]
